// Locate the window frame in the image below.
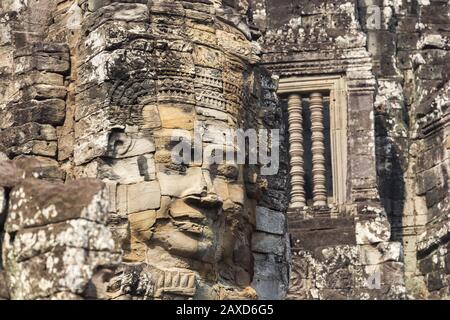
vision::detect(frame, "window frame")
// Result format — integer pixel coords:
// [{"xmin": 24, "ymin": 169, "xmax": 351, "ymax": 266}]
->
[{"xmin": 278, "ymin": 75, "xmax": 348, "ymax": 209}]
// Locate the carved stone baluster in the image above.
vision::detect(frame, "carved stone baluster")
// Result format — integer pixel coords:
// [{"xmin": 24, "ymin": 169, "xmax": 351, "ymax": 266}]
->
[
  {"xmin": 287, "ymin": 94, "xmax": 306, "ymax": 209},
  {"xmin": 310, "ymin": 92, "xmax": 327, "ymax": 207}
]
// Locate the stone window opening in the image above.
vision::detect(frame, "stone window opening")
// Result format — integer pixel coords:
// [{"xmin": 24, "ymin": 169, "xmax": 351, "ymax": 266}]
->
[{"xmin": 278, "ymin": 75, "xmax": 348, "ymax": 212}]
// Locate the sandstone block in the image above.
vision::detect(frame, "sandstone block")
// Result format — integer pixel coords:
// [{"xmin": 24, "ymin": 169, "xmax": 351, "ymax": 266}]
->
[
  {"xmin": 4, "ymin": 247, "xmax": 119, "ymax": 300},
  {"xmin": 7, "ymin": 219, "xmax": 116, "ymax": 262},
  {"xmin": 251, "ymin": 232, "xmax": 286, "ymax": 256},
  {"xmin": 196, "ymin": 106, "xmax": 228, "ymax": 121},
  {"xmin": 158, "ymin": 104, "xmax": 195, "ymax": 130},
  {"xmin": 19, "ymin": 71, "xmax": 64, "ymax": 88},
  {"xmin": 0, "ymin": 123, "xmax": 57, "ymax": 149},
  {"xmin": 212, "ymin": 177, "xmax": 229, "ymax": 201},
  {"xmin": 83, "ymin": 3, "xmax": 149, "ymax": 32},
  {"xmin": 2, "ymin": 174, "xmax": 120, "ymax": 299},
  {"xmin": 158, "ymin": 167, "xmax": 206, "ymax": 198},
  {"xmin": 127, "ymin": 181, "xmax": 161, "ymax": 213},
  {"xmin": 252, "ymin": 277, "xmax": 287, "ymax": 300},
  {"xmin": 30, "ymin": 141, "xmax": 58, "ymax": 157},
  {"xmin": 0, "ymin": 271, "xmax": 9, "ymax": 299},
  {"xmin": 416, "ymin": 166, "xmax": 444, "ymax": 196},
  {"xmin": 0, "ymin": 161, "xmax": 25, "ymax": 188},
  {"xmin": 0, "ymin": 157, "xmax": 65, "ymax": 188},
  {"xmin": 14, "ymin": 55, "xmax": 70, "ymax": 75},
  {"xmin": 29, "ymin": 84, "xmax": 67, "ymax": 100},
  {"xmin": 169, "ymin": 199, "xmax": 205, "ymax": 219},
  {"xmin": 252, "ymin": 252, "xmax": 289, "ymax": 300},
  {"xmin": 156, "ymin": 196, "xmax": 171, "ymax": 219},
  {"xmin": 58, "ymin": 133, "xmax": 74, "ymax": 161},
  {"xmin": 74, "ymin": 131, "xmax": 110, "ymax": 165},
  {"xmin": 380, "ymin": 262, "xmax": 405, "ymax": 287},
  {"xmin": 105, "ymin": 181, "xmax": 117, "ymax": 213},
  {"xmin": 99, "ymin": 155, "xmax": 156, "ymax": 184},
  {"xmin": 116, "ymin": 184, "xmax": 128, "ymax": 216},
  {"xmin": 142, "ymin": 104, "xmax": 162, "ymax": 129},
  {"xmin": 5, "ymin": 178, "xmax": 107, "ymax": 232},
  {"xmin": 4, "ymin": 99, "xmax": 66, "ymax": 128},
  {"xmin": 228, "ymin": 183, "xmax": 245, "ymax": 205},
  {"xmin": 255, "ymin": 206, "xmax": 285, "ymax": 235},
  {"xmin": 129, "ymin": 210, "xmax": 156, "ymax": 242}
]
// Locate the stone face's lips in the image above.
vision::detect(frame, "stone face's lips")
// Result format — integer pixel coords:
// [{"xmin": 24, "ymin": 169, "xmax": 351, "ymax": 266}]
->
[{"xmin": 184, "ymin": 194, "xmax": 224, "ymax": 208}]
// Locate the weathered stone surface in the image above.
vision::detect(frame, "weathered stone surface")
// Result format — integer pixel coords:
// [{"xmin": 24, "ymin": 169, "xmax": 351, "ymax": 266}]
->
[
  {"xmin": 355, "ymin": 215, "xmax": 391, "ymax": 245},
  {"xmin": 142, "ymin": 105, "xmax": 162, "ymax": 129},
  {"xmin": 252, "ymin": 232, "xmax": 286, "ymax": 256},
  {"xmin": 158, "ymin": 104, "xmax": 195, "ymax": 130},
  {"xmin": 359, "ymin": 242, "xmax": 403, "ymax": 265},
  {"xmin": 4, "ymin": 247, "xmax": 118, "ymax": 300},
  {"xmin": 157, "ymin": 167, "xmax": 206, "ymax": 198},
  {"xmin": 0, "ymin": 163, "xmax": 120, "ymax": 299},
  {"xmin": 106, "ymin": 263, "xmax": 197, "ymax": 299},
  {"xmin": 2, "ymin": 99, "xmax": 66, "ymax": 128},
  {"xmin": 252, "ymin": 252, "xmax": 289, "ymax": 300},
  {"xmin": 74, "ymin": 131, "xmax": 110, "ymax": 166},
  {"xmin": 50, "ymin": 0, "xmax": 286, "ymax": 300},
  {"xmin": 99, "ymin": 155, "xmax": 156, "ymax": 184},
  {"xmin": 5, "ymin": 178, "xmax": 108, "ymax": 232},
  {"xmin": 0, "ymin": 123, "xmax": 57, "ymax": 150},
  {"xmin": 290, "ymin": 216, "xmax": 357, "ymax": 252},
  {"xmin": 255, "ymin": 206, "xmax": 285, "ymax": 235},
  {"xmin": 0, "ymin": 158, "xmax": 64, "ymax": 187},
  {"xmin": 127, "ymin": 181, "xmax": 161, "ymax": 213},
  {"xmin": 3, "ymin": 0, "xmax": 450, "ymax": 301}
]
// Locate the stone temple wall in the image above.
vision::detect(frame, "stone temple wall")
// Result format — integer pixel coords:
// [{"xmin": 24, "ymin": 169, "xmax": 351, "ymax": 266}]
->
[
  {"xmin": 254, "ymin": 0, "xmax": 407, "ymax": 300},
  {"xmin": 254, "ymin": 0, "xmax": 450, "ymax": 299},
  {"xmin": 1, "ymin": 0, "xmax": 450, "ymax": 300}
]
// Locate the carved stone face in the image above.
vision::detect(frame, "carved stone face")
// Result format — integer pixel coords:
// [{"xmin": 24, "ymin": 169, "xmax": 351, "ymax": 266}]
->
[
  {"xmin": 129, "ymin": 124, "xmax": 252, "ymax": 276},
  {"xmin": 100, "ymin": 109, "xmax": 255, "ymax": 299},
  {"xmin": 72, "ymin": 1, "xmax": 264, "ymax": 299}
]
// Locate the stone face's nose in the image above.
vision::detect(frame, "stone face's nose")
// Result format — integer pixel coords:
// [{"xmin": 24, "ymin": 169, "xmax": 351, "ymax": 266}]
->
[{"xmin": 157, "ymin": 167, "xmax": 207, "ymax": 199}]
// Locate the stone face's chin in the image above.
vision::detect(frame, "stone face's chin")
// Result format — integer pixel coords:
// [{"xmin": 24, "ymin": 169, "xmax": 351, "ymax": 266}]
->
[
  {"xmin": 152, "ymin": 230, "xmax": 201, "ymax": 260},
  {"xmin": 140, "ymin": 187, "xmax": 225, "ymax": 264}
]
